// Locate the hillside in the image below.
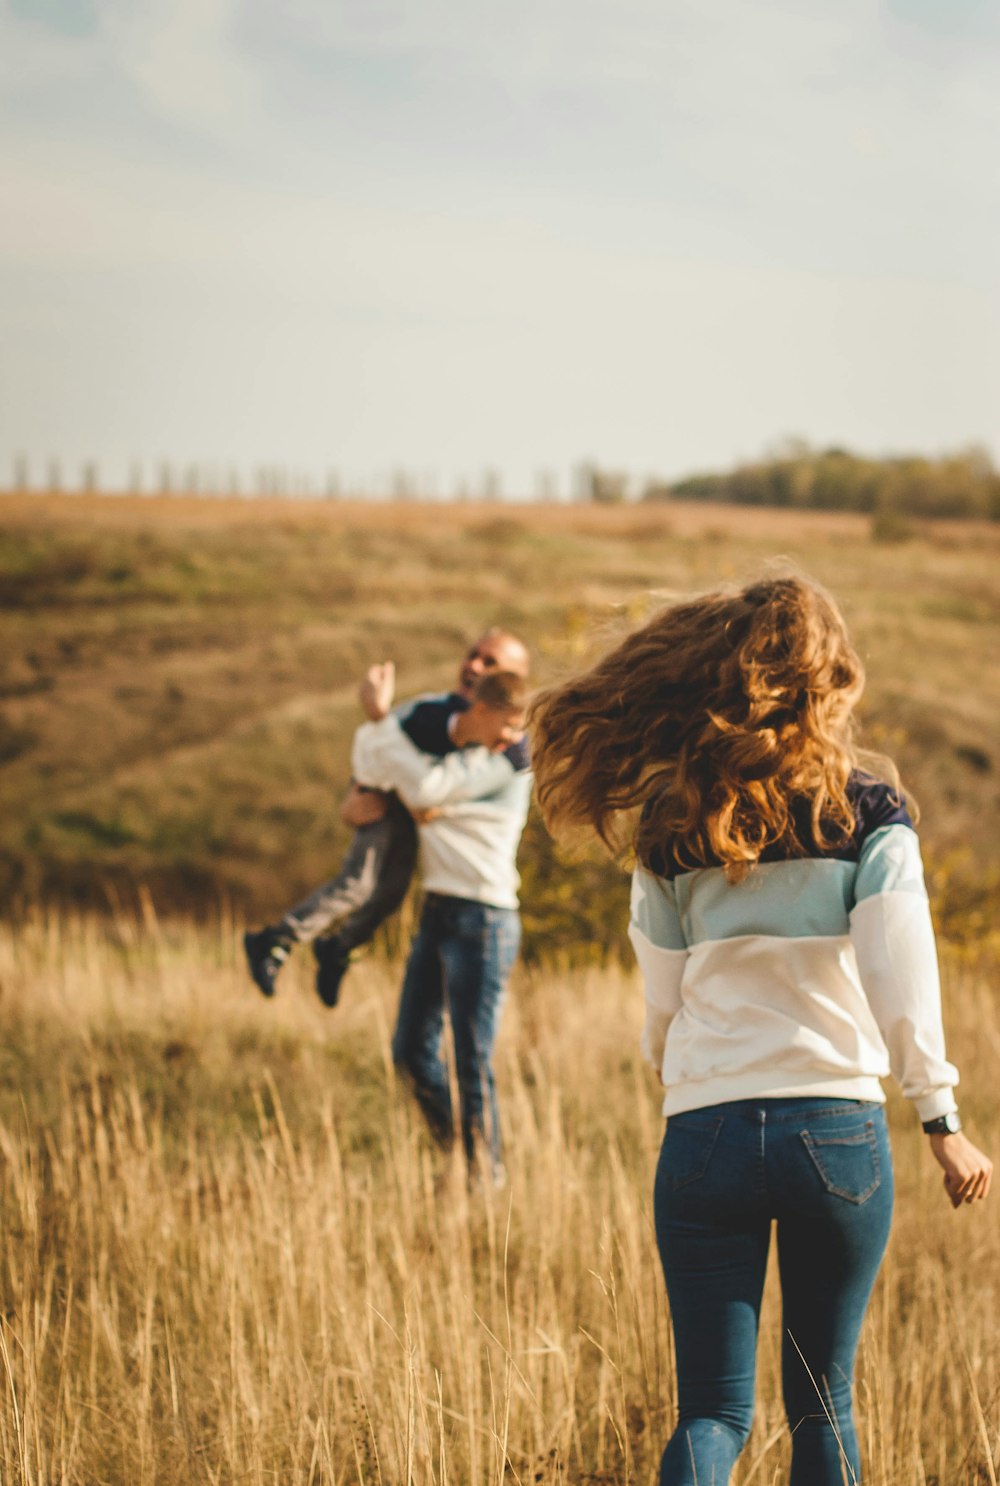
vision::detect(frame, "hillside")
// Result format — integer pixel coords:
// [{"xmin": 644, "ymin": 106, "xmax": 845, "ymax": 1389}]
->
[{"xmin": 1, "ymin": 493, "xmax": 998, "ymax": 956}]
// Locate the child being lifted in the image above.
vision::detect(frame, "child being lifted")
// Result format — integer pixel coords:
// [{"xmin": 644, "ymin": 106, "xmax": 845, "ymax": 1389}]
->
[{"xmin": 244, "ymin": 631, "xmax": 529, "ymax": 1007}]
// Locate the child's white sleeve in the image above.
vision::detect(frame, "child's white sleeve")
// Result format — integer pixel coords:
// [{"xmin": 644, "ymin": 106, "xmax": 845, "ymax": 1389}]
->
[
  {"xmin": 350, "ymin": 718, "xmax": 398, "ymax": 790},
  {"xmin": 350, "ymin": 716, "xmax": 516, "ymax": 807}
]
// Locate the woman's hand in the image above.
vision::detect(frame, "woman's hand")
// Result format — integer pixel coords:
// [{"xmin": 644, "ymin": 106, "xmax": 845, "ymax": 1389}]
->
[{"xmin": 928, "ymin": 1131, "xmax": 993, "ymax": 1208}]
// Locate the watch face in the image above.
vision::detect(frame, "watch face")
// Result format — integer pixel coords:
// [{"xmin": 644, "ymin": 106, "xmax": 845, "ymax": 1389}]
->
[{"xmin": 945, "ymin": 1112, "xmax": 962, "ymax": 1134}]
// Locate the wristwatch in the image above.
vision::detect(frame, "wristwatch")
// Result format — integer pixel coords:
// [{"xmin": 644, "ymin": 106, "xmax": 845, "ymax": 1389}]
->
[{"xmin": 922, "ymin": 1111, "xmax": 962, "ymax": 1135}]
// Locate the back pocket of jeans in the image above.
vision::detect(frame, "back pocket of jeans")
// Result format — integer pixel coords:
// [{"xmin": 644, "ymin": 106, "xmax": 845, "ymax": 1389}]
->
[
  {"xmin": 801, "ymin": 1124, "xmax": 881, "ymax": 1204},
  {"xmin": 664, "ymin": 1115, "xmax": 724, "ymax": 1190}
]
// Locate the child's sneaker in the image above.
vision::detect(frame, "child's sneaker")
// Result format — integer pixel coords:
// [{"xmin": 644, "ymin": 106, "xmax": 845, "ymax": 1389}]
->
[
  {"xmin": 313, "ymin": 937, "xmax": 352, "ymax": 1008},
  {"xmin": 243, "ymin": 928, "xmax": 291, "ymax": 997}
]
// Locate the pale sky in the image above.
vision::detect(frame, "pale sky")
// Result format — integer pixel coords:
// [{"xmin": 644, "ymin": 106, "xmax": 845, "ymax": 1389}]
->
[{"xmin": 2, "ymin": 0, "xmax": 999, "ymax": 497}]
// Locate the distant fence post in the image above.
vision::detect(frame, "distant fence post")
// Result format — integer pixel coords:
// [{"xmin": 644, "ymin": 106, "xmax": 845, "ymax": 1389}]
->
[
  {"xmin": 535, "ymin": 468, "xmax": 557, "ymax": 502},
  {"xmin": 573, "ymin": 461, "xmax": 596, "ymax": 502}
]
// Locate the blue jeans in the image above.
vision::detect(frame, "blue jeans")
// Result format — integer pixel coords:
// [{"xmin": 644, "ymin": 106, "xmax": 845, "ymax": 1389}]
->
[
  {"xmin": 392, "ymin": 894, "xmax": 521, "ymax": 1164},
  {"xmin": 279, "ymin": 795, "xmax": 417, "ymax": 949},
  {"xmin": 654, "ymin": 1098, "xmax": 894, "ymax": 1485}
]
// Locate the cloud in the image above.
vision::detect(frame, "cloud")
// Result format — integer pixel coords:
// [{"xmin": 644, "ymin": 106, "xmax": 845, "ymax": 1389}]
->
[
  {"xmin": 0, "ymin": 2, "xmax": 100, "ymax": 86},
  {"xmin": 2, "ymin": 0, "xmax": 262, "ymax": 147},
  {"xmin": 95, "ymin": 0, "xmax": 261, "ymax": 141}
]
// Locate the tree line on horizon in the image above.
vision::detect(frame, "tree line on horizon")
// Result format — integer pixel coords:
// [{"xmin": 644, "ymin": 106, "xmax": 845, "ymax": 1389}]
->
[
  {"xmin": 9, "ymin": 442, "xmax": 998, "ymax": 516},
  {"xmin": 636, "ymin": 441, "xmax": 1000, "ymax": 520}
]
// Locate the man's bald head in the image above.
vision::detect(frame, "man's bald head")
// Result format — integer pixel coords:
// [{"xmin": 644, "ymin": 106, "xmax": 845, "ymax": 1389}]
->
[{"xmin": 457, "ymin": 628, "xmax": 530, "ymax": 700}]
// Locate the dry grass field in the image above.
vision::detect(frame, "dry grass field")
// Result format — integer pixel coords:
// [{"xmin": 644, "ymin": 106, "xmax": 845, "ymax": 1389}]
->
[
  {"xmin": 1, "ymin": 493, "xmax": 999, "ymax": 1482},
  {"xmin": 0, "ymin": 913, "xmax": 998, "ymax": 1484}
]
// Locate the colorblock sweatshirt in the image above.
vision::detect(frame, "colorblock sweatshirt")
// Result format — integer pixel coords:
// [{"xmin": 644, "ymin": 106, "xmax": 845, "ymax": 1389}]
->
[{"xmin": 628, "ymin": 774, "xmax": 959, "ymax": 1122}]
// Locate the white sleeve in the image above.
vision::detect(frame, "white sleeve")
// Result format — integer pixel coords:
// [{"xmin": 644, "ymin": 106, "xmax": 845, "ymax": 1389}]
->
[
  {"xmin": 351, "ymin": 716, "xmax": 517, "ymax": 808},
  {"xmin": 350, "ymin": 719, "xmax": 400, "ymax": 790},
  {"xmin": 627, "ymin": 866, "xmax": 688, "ymax": 1073},
  {"xmin": 849, "ymin": 824, "xmax": 959, "ymax": 1123}
]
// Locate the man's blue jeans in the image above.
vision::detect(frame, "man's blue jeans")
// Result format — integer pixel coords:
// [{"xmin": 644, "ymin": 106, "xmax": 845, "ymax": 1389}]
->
[
  {"xmin": 392, "ymin": 894, "xmax": 521, "ymax": 1164},
  {"xmin": 654, "ymin": 1098, "xmax": 894, "ymax": 1485}
]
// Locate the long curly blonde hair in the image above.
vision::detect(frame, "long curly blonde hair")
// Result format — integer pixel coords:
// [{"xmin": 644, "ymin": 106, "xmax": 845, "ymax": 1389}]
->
[{"xmin": 530, "ymin": 574, "xmax": 895, "ymax": 878}]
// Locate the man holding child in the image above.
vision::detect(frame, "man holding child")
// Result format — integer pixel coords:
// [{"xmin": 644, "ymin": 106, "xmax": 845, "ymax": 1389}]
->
[
  {"xmin": 246, "ymin": 627, "xmax": 532, "ymax": 1183},
  {"xmin": 347, "ymin": 658, "xmax": 531, "ymax": 1184}
]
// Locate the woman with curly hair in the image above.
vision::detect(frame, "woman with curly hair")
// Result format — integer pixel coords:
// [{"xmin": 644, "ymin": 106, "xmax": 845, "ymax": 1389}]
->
[{"xmin": 530, "ymin": 573, "xmax": 991, "ymax": 1486}]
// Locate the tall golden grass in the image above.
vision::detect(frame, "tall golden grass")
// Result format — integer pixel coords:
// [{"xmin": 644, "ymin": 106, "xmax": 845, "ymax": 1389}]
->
[{"xmin": 0, "ymin": 910, "xmax": 997, "ymax": 1484}]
